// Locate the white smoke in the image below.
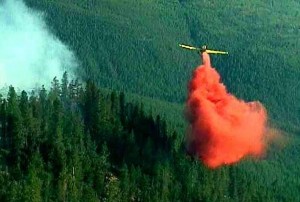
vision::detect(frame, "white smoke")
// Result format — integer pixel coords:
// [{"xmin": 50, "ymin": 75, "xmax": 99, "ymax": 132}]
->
[{"xmin": 0, "ymin": 0, "xmax": 77, "ymax": 92}]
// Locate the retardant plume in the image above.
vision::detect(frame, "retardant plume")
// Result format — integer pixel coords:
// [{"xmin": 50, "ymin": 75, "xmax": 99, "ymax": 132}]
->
[
  {"xmin": 186, "ymin": 52, "xmax": 267, "ymax": 168},
  {"xmin": 0, "ymin": 0, "xmax": 77, "ymax": 91}
]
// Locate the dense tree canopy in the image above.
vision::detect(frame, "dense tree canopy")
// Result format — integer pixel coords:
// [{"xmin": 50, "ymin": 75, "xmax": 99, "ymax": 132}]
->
[
  {"xmin": 24, "ymin": 0, "xmax": 300, "ymax": 128},
  {"xmin": 0, "ymin": 75, "xmax": 299, "ymax": 201},
  {"xmin": 1, "ymin": 0, "xmax": 300, "ymax": 201}
]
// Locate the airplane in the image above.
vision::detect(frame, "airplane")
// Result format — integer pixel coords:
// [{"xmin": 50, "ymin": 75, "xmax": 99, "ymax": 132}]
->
[{"xmin": 179, "ymin": 44, "xmax": 228, "ymax": 55}]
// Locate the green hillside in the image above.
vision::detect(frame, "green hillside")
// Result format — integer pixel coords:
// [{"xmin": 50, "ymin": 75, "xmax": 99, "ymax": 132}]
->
[
  {"xmin": 19, "ymin": 0, "xmax": 300, "ymax": 201},
  {"xmin": 13, "ymin": 0, "xmax": 300, "ymax": 201},
  {"xmin": 23, "ymin": 0, "xmax": 300, "ymax": 129},
  {"xmin": 0, "ymin": 78, "xmax": 299, "ymax": 201}
]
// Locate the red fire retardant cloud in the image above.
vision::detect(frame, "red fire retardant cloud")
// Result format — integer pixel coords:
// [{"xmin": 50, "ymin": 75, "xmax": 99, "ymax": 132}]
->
[{"xmin": 186, "ymin": 52, "xmax": 267, "ymax": 168}]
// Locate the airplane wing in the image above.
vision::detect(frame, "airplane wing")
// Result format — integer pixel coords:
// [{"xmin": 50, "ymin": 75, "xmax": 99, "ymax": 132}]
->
[
  {"xmin": 206, "ymin": 49, "xmax": 228, "ymax": 55},
  {"xmin": 179, "ymin": 44, "xmax": 229, "ymax": 55},
  {"xmin": 179, "ymin": 44, "xmax": 200, "ymax": 51}
]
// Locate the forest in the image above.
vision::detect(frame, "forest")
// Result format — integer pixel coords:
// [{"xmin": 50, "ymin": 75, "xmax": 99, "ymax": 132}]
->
[
  {"xmin": 0, "ymin": 0, "xmax": 300, "ymax": 201},
  {"xmin": 23, "ymin": 0, "xmax": 300, "ymax": 127},
  {"xmin": 0, "ymin": 74, "xmax": 299, "ymax": 201}
]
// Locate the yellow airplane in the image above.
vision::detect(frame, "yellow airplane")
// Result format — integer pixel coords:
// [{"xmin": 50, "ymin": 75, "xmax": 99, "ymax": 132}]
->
[{"xmin": 179, "ymin": 44, "xmax": 228, "ymax": 55}]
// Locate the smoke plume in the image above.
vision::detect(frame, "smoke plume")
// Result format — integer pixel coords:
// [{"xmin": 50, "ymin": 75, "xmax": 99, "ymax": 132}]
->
[
  {"xmin": 0, "ymin": 0, "xmax": 76, "ymax": 91},
  {"xmin": 186, "ymin": 52, "xmax": 267, "ymax": 168}
]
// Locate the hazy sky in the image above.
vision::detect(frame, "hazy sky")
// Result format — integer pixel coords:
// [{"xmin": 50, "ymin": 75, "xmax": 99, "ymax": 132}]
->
[{"xmin": 0, "ymin": 0, "xmax": 77, "ymax": 91}]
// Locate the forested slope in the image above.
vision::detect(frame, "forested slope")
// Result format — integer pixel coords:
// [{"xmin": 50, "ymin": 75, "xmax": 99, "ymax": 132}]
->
[
  {"xmin": 3, "ymin": 0, "xmax": 299, "ymax": 201},
  {"xmin": 23, "ymin": 0, "xmax": 300, "ymax": 128},
  {"xmin": 0, "ymin": 76, "xmax": 299, "ymax": 201}
]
